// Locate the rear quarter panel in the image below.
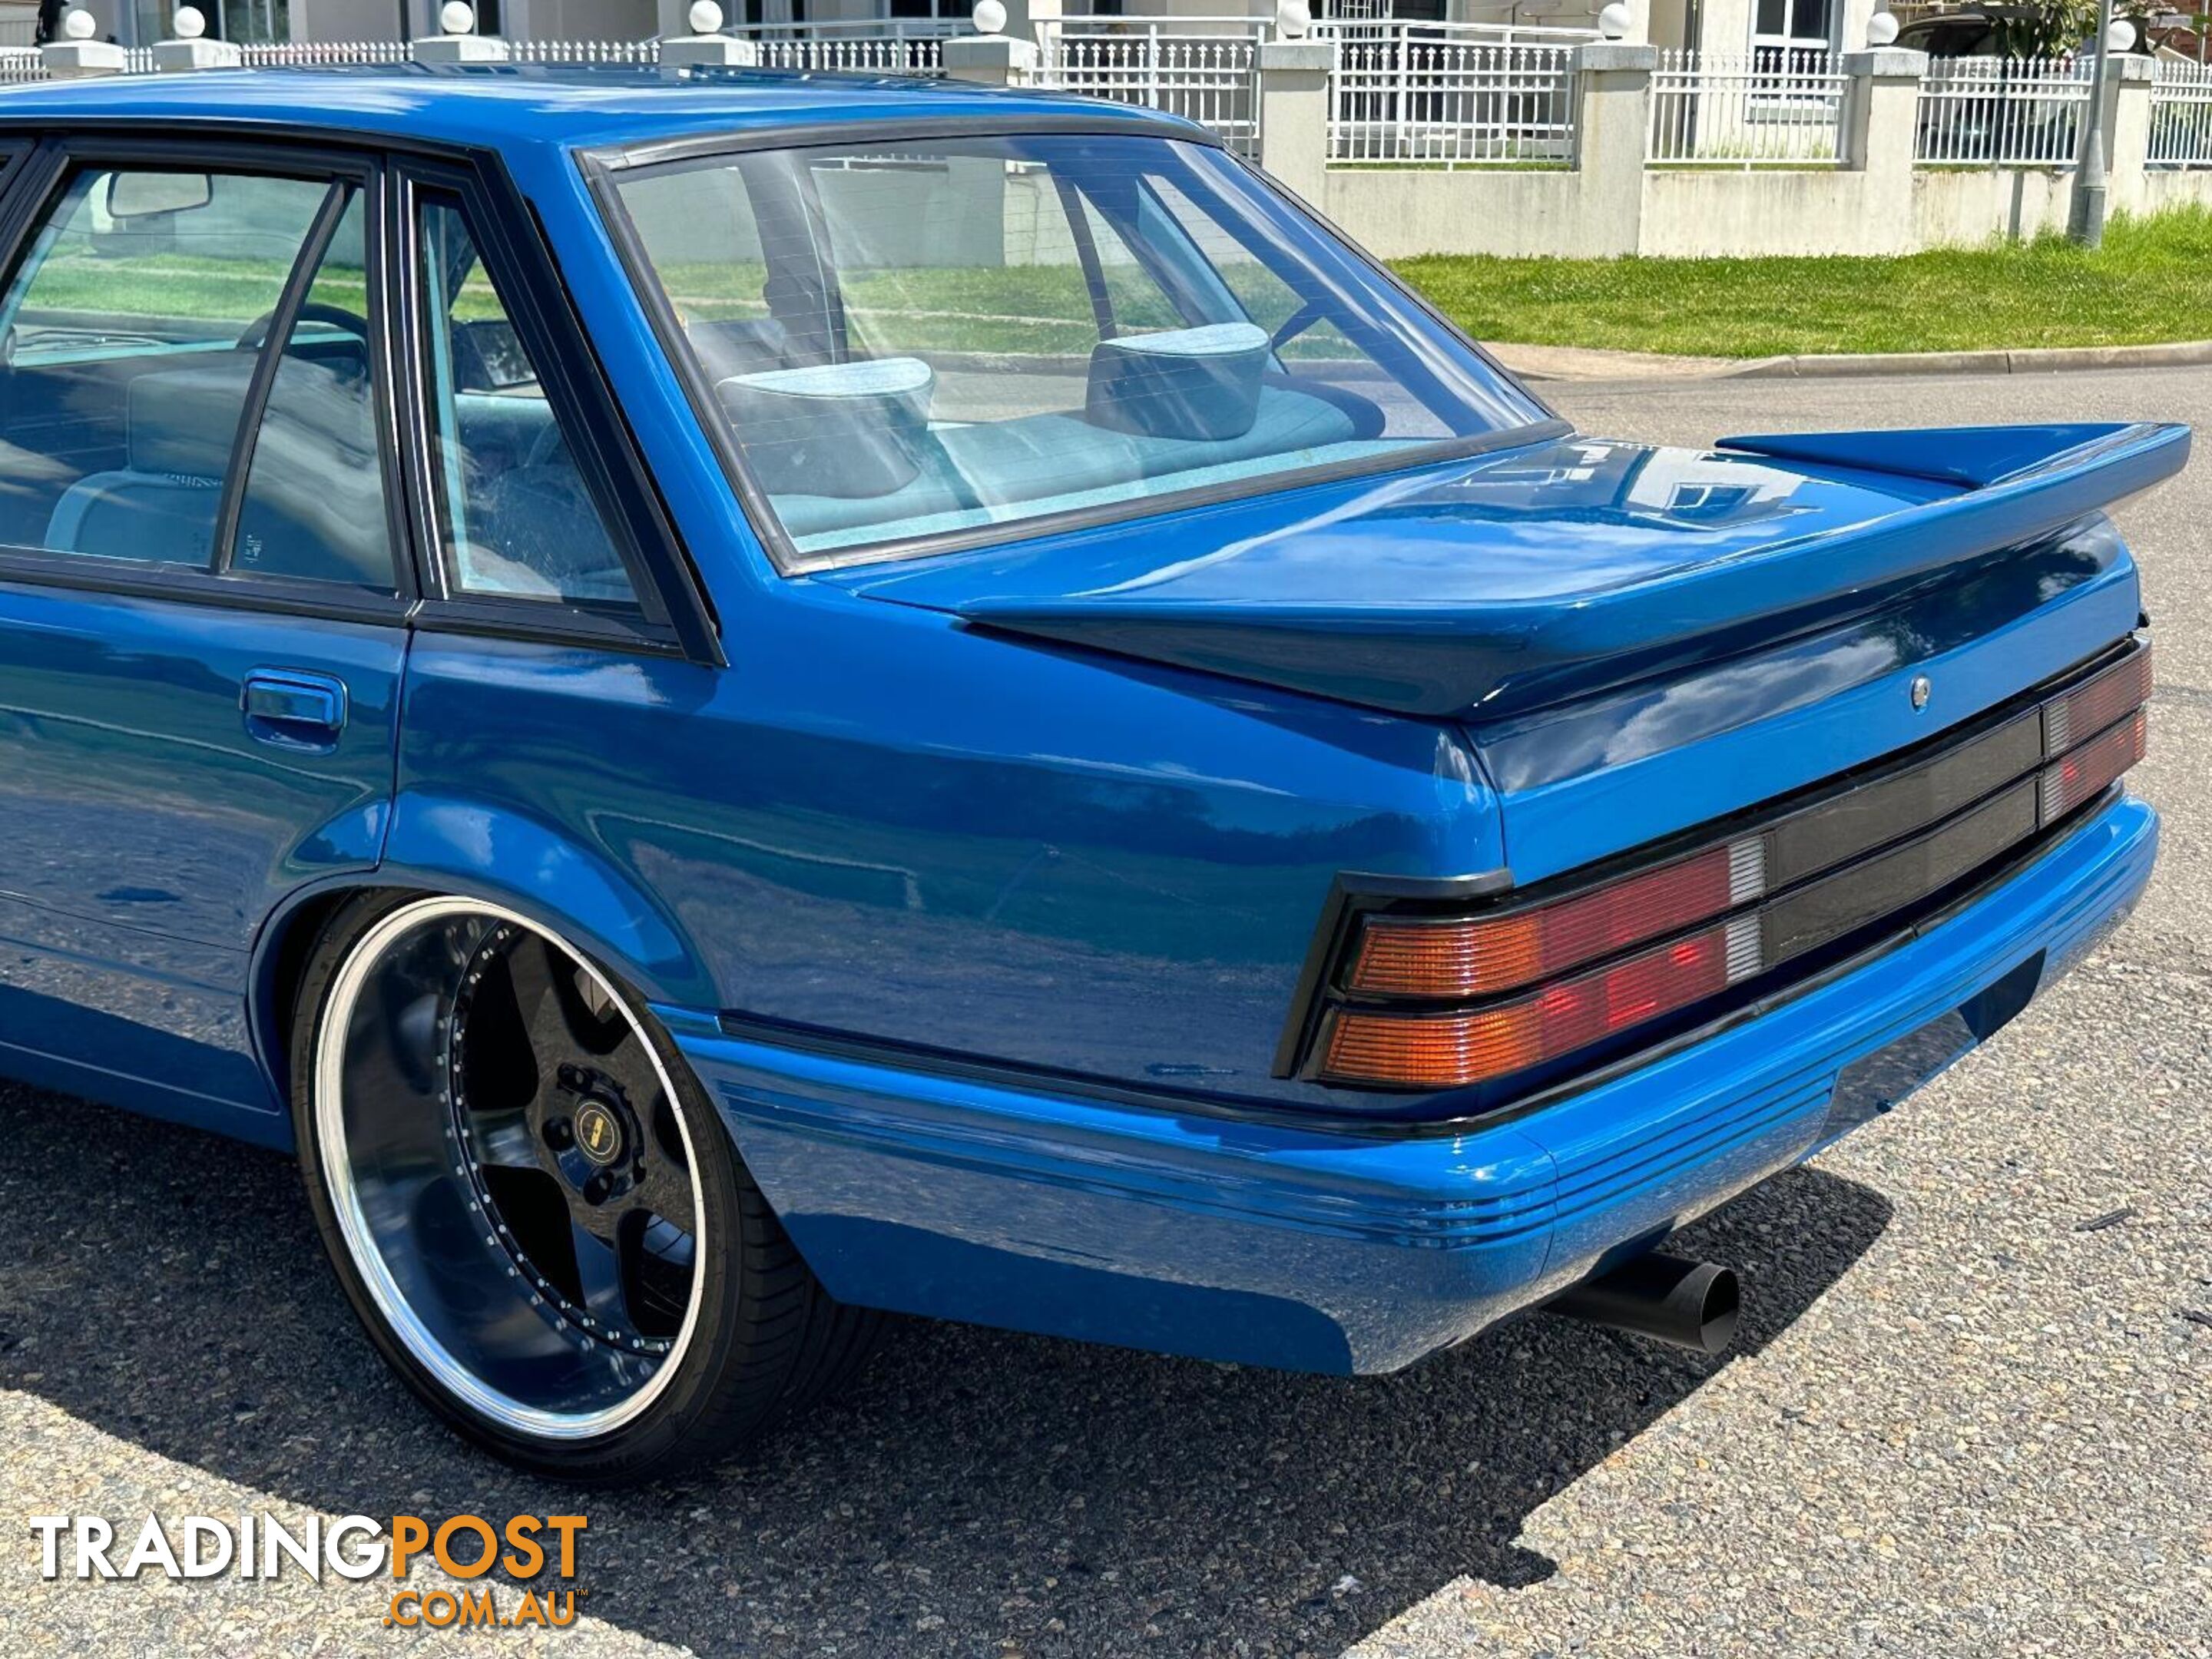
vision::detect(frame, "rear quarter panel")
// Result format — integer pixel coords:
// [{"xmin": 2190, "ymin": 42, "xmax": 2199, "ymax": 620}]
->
[{"xmin": 392, "ymin": 581, "xmax": 1503, "ymax": 1108}]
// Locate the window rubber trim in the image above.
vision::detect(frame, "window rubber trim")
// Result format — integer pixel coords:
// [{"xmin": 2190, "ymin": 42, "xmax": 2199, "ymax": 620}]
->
[
  {"xmin": 0, "ymin": 121, "xmax": 716, "ymax": 659},
  {"xmin": 210, "ymin": 179, "xmax": 356, "ymax": 577},
  {"xmin": 388, "ymin": 154, "xmax": 722, "ymax": 664},
  {"xmin": 0, "ymin": 135, "xmax": 422, "ymax": 614}
]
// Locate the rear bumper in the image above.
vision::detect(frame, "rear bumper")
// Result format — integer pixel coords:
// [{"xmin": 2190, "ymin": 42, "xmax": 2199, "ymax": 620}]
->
[{"xmin": 664, "ymin": 795, "xmax": 2156, "ymax": 1376}]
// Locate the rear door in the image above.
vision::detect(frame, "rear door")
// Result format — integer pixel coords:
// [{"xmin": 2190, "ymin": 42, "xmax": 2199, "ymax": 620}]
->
[{"xmin": 0, "ymin": 137, "xmax": 412, "ymax": 1138}]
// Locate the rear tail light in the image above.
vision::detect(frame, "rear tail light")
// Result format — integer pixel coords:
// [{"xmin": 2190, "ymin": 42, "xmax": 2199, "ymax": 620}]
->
[
  {"xmin": 1348, "ymin": 839, "xmax": 1763, "ymax": 998},
  {"xmin": 1326, "ymin": 919, "xmax": 1759, "ymax": 1089},
  {"xmin": 1306, "ymin": 644, "xmax": 2151, "ymax": 1092},
  {"xmin": 2044, "ymin": 648, "xmax": 2151, "ymax": 753},
  {"xmin": 2038, "ymin": 705, "xmax": 2147, "ymax": 821}
]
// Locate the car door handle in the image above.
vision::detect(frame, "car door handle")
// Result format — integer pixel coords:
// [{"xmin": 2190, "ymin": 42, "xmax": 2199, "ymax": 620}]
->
[{"xmin": 241, "ymin": 669, "xmax": 349, "ymax": 752}]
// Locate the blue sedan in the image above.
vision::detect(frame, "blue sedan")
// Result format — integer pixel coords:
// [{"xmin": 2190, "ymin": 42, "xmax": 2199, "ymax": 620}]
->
[{"xmin": 0, "ymin": 65, "xmax": 2177, "ymax": 1481}]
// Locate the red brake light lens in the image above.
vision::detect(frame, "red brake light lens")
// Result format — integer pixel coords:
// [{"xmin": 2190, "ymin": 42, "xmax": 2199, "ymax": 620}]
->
[
  {"xmin": 1324, "ymin": 919, "xmax": 1758, "ymax": 1089},
  {"xmin": 1313, "ymin": 644, "xmax": 2150, "ymax": 1093},
  {"xmin": 1348, "ymin": 839, "xmax": 1762, "ymax": 999},
  {"xmin": 2039, "ymin": 706, "xmax": 2147, "ymax": 822},
  {"xmin": 2044, "ymin": 647, "xmax": 2151, "ymax": 754}
]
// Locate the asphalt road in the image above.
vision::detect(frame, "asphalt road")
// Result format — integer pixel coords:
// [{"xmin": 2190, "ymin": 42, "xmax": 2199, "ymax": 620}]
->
[{"xmin": 2, "ymin": 366, "xmax": 2208, "ymax": 1659}]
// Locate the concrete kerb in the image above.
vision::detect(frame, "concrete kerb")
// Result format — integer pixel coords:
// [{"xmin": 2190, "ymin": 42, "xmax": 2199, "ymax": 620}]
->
[{"xmin": 1487, "ymin": 339, "xmax": 2212, "ymax": 382}]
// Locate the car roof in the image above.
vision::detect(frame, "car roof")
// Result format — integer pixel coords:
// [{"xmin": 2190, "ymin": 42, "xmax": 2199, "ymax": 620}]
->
[{"xmin": 0, "ymin": 63, "xmax": 1195, "ymax": 156}]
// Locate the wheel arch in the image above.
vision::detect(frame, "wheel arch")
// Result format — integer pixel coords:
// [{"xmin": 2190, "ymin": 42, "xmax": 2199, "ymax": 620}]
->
[{"xmin": 248, "ymin": 794, "xmax": 720, "ymax": 1116}]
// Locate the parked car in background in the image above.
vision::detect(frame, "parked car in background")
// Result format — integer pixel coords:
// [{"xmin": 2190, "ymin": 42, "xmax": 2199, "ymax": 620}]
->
[
  {"xmin": 0, "ymin": 65, "xmax": 2180, "ymax": 1482},
  {"xmin": 1892, "ymin": 3, "xmax": 2173, "ymax": 56}
]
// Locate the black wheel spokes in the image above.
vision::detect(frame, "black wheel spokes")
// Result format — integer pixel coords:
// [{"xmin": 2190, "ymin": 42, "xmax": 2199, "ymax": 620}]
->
[
  {"xmin": 449, "ymin": 922, "xmax": 700, "ymax": 1361},
  {"xmin": 505, "ymin": 932, "xmax": 626, "ymax": 1060}
]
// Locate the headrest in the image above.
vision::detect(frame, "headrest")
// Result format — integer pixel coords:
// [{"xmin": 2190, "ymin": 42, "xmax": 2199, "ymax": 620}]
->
[
  {"xmin": 1086, "ymin": 322, "xmax": 1270, "ymax": 442},
  {"xmin": 127, "ymin": 361, "xmax": 257, "ymax": 478},
  {"xmin": 717, "ymin": 357, "xmax": 934, "ymax": 499}
]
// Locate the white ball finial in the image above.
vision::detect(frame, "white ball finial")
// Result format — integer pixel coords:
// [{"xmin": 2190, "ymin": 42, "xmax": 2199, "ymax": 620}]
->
[
  {"xmin": 174, "ymin": 4, "xmax": 205, "ymax": 37},
  {"xmin": 2106, "ymin": 16, "xmax": 2137, "ymax": 51},
  {"xmin": 971, "ymin": 0, "xmax": 1006, "ymax": 35},
  {"xmin": 1274, "ymin": 0, "xmax": 1311, "ymax": 38},
  {"xmin": 61, "ymin": 7, "xmax": 96, "ymax": 39},
  {"xmin": 1866, "ymin": 10, "xmax": 1899, "ymax": 45},
  {"xmin": 1598, "ymin": 2, "xmax": 1631, "ymax": 39},
  {"xmin": 439, "ymin": 0, "xmax": 475, "ymax": 34},
  {"xmin": 687, "ymin": 0, "xmax": 722, "ymax": 31}
]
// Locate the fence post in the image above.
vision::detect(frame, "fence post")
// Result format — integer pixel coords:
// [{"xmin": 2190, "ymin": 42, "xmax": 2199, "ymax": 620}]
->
[
  {"xmin": 942, "ymin": 32, "xmax": 1041, "ymax": 88},
  {"xmin": 42, "ymin": 10, "xmax": 126, "ymax": 78},
  {"xmin": 1837, "ymin": 49, "xmax": 1922, "ymax": 254},
  {"xmin": 1572, "ymin": 43, "xmax": 1654, "ymax": 257},
  {"xmin": 1256, "ymin": 39, "xmax": 1333, "ymax": 204},
  {"xmin": 2102, "ymin": 53, "xmax": 2154, "ymax": 211},
  {"xmin": 659, "ymin": 1, "xmax": 760, "ymax": 68},
  {"xmin": 412, "ymin": 2, "xmax": 508, "ymax": 64},
  {"xmin": 993, "ymin": 0, "xmax": 1061, "ymax": 52},
  {"xmin": 154, "ymin": 6, "xmax": 241, "ymax": 71},
  {"xmin": 1839, "ymin": 47, "xmax": 1924, "ymax": 171}
]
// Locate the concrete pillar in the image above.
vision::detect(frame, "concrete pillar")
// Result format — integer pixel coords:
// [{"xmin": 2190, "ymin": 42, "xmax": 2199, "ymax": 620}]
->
[
  {"xmin": 1572, "ymin": 43, "xmax": 1654, "ymax": 256},
  {"xmin": 42, "ymin": 11, "xmax": 126, "ymax": 78},
  {"xmin": 996, "ymin": 0, "xmax": 1062, "ymax": 51},
  {"xmin": 154, "ymin": 37, "xmax": 242, "ymax": 69},
  {"xmin": 153, "ymin": 9, "xmax": 243, "ymax": 71},
  {"xmin": 2103, "ymin": 53, "xmax": 2154, "ymax": 210},
  {"xmin": 1255, "ymin": 39, "xmax": 1333, "ymax": 204},
  {"xmin": 1838, "ymin": 48, "xmax": 1923, "ymax": 253},
  {"xmin": 1839, "ymin": 47, "xmax": 1924, "ymax": 173},
  {"xmin": 412, "ymin": 5, "xmax": 509, "ymax": 62},
  {"xmin": 942, "ymin": 33, "xmax": 1040, "ymax": 88}
]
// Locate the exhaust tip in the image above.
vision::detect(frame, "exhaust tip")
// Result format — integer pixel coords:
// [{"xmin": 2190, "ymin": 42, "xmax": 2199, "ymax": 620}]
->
[{"xmin": 1547, "ymin": 1252, "xmax": 1740, "ymax": 1355}]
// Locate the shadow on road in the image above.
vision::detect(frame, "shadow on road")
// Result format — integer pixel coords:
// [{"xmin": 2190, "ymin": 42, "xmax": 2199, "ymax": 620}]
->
[{"xmin": 0, "ymin": 1083, "xmax": 1891, "ymax": 1654}]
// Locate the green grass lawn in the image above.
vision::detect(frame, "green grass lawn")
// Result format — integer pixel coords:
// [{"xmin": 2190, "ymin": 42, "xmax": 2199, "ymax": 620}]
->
[{"xmin": 1390, "ymin": 206, "xmax": 2212, "ymax": 359}]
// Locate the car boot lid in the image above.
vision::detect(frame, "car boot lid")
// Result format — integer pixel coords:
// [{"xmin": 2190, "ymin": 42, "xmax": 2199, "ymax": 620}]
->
[{"xmin": 829, "ymin": 421, "xmax": 2188, "ymax": 720}]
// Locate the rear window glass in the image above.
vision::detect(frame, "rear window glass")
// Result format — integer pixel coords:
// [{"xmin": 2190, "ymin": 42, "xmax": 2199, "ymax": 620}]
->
[{"xmin": 606, "ymin": 133, "xmax": 1547, "ymax": 567}]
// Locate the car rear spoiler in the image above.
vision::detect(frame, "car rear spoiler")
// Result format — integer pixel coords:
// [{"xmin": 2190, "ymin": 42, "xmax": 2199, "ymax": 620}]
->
[{"xmin": 928, "ymin": 422, "xmax": 2188, "ymax": 720}]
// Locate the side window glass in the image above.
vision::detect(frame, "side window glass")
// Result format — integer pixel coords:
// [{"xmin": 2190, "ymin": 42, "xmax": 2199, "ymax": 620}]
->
[
  {"xmin": 416, "ymin": 190, "xmax": 638, "ymax": 608},
  {"xmin": 232, "ymin": 190, "xmax": 396, "ymax": 588},
  {"xmin": 0, "ymin": 168, "xmax": 331, "ymax": 565}
]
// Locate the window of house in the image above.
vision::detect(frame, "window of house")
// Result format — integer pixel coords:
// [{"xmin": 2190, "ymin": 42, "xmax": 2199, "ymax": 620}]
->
[
  {"xmin": 414, "ymin": 189, "xmax": 637, "ymax": 608},
  {"xmin": 1753, "ymin": 0, "xmax": 1836, "ymax": 51}
]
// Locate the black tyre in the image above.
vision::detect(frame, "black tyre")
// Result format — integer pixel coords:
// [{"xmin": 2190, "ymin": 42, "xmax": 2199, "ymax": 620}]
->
[{"xmin": 289, "ymin": 891, "xmax": 879, "ymax": 1482}]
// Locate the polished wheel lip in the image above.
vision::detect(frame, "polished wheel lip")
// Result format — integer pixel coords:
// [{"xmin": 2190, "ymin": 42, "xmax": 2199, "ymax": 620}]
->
[{"xmin": 313, "ymin": 896, "xmax": 709, "ymax": 1442}]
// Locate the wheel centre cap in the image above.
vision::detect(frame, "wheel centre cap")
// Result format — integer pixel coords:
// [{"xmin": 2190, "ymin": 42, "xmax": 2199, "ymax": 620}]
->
[{"xmin": 571, "ymin": 1099, "xmax": 625, "ymax": 1167}]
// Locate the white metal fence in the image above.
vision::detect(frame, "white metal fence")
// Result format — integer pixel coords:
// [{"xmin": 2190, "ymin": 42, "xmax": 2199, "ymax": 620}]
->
[
  {"xmin": 508, "ymin": 38, "xmax": 657, "ymax": 66},
  {"xmin": 1915, "ymin": 56, "xmax": 2088, "ymax": 166},
  {"xmin": 1042, "ymin": 18, "xmax": 1264, "ymax": 155},
  {"xmin": 1324, "ymin": 25, "xmax": 1578, "ymax": 166},
  {"xmin": 0, "ymin": 47, "xmax": 45, "ymax": 85},
  {"xmin": 729, "ymin": 18, "xmax": 955, "ymax": 76},
  {"xmin": 238, "ymin": 40, "xmax": 411, "ymax": 66},
  {"xmin": 1647, "ymin": 48, "xmax": 1849, "ymax": 165},
  {"xmin": 2150, "ymin": 59, "xmax": 2212, "ymax": 168}
]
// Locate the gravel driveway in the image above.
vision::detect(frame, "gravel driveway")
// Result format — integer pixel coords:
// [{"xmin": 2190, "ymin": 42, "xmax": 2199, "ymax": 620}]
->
[{"xmin": 2, "ymin": 367, "xmax": 2207, "ymax": 1658}]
